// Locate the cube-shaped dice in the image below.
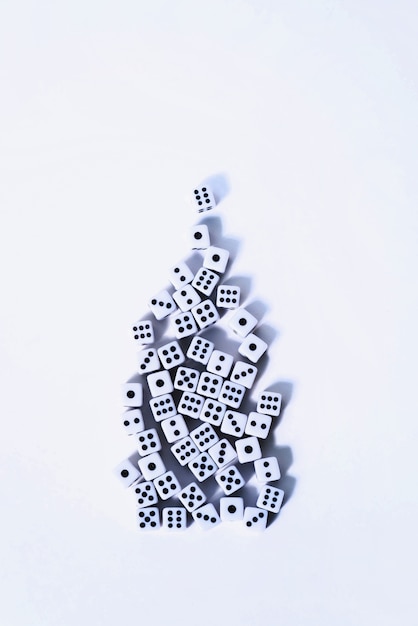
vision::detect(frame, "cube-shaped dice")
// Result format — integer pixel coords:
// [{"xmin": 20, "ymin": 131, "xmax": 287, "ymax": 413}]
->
[
  {"xmin": 132, "ymin": 481, "xmax": 158, "ymax": 508},
  {"xmin": 178, "ymin": 482, "xmax": 207, "ymax": 512},
  {"xmin": 122, "ymin": 409, "xmax": 145, "ymax": 435},
  {"xmin": 192, "ymin": 503, "xmax": 221, "ymax": 529},
  {"xmin": 238, "ymin": 333, "xmax": 268, "ymax": 363},
  {"xmin": 186, "ymin": 336, "xmax": 214, "ymax": 365},
  {"xmin": 235, "ymin": 437, "xmax": 262, "ymax": 463},
  {"xmin": 169, "ymin": 261, "xmax": 194, "ymax": 290},
  {"xmin": 122, "ymin": 381, "xmax": 143, "ymax": 407},
  {"xmin": 228, "ymin": 308, "xmax": 257, "ymax": 337},
  {"xmin": 173, "ymin": 285, "xmax": 202, "ymax": 312},
  {"xmin": 188, "ymin": 452, "xmax": 217, "ymax": 482},
  {"xmin": 190, "ymin": 423, "xmax": 219, "ymax": 452},
  {"xmin": 171, "ymin": 436, "xmax": 200, "ymax": 466},
  {"xmin": 137, "ymin": 507, "xmax": 160, "ymax": 530},
  {"xmin": 137, "ymin": 348, "xmax": 160, "ymax": 374},
  {"xmin": 113, "ymin": 458, "xmax": 142, "ymax": 488},
  {"xmin": 230, "ymin": 362, "xmax": 258, "ymax": 389},
  {"xmin": 172, "ymin": 311, "xmax": 198, "ymax": 339},
  {"xmin": 254, "ymin": 457, "xmax": 281, "ymax": 483},
  {"xmin": 200, "ymin": 398, "xmax": 227, "ymax": 427},
  {"xmin": 221, "ymin": 410, "xmax": 248, "ymax": 438},
  {"xmin": 257, "ymin": 391, "xmax": 282, "ymax": 417},
  {"xmin": 162, "ymin": 507, "xmax": 187, "ymax": 531},
  {"xmin": 160, "ymin": 414, "xmax": 189, "ymax": 443},
  {"xmin": 203, "ymin": 246, "xmax": 229, "ymax": 274},
  {"xmin": 148, "ymin": 289, "xmax": 176, "ymax": 320},
  {"xmin": 256, "ymin": 485, "xmax": 285, "ymax": 514},
  {"xmin": 192, "ymin": 267, "xmax": 220, "ymax": 296},
  {"xmin": 149, "ymin": 393, "xmax": 177, "ymax": 422},
  {"xmin": 220, "ymin": 497, "xmax": 244, "ymax": 521},
  {"xmin": 136, "ymin": 428, "xmax": 161, "ymax": 456},
  {"xmin": 208, "ymin": 439, "xmax": 237, "ymax": 468},
  {"xmin": 215, "ymin": 465, "xmax": 245, "ymax": 495},
  {"xmin": 245, "ymin": 412, "xmax": 272, "ymax": 439},
  {"xmin": 158, "ymin": 340, "xmax": 185, "ymax": 369},
  {"xmin": 191, "ymin": 300, "xmax": 220, "ymax": 330},
  {"xmin": 218, "ymin": 380, "xmax": 246, "ymax": 409},
  {"xmin": 147, "ymin": 369, "xmax": 174, "ymax": 397},
  {"xmin": 207, "ymin": 350, "xmax": 234, "ymax": 378},
  {"xmin": 191, "ymin": 224, "xmax": 210, "ymax": 249},
  {"xmin": 216, "ymin": 285, "xmax": 240, "ymax": 309},
  {"xmin": 153, "ymin": 471, "xmax": 181, "ymax": 500},
  {"xmin": 192, "ymin": 184, "xmax": 216, "ymax": 212},
  {"xmin": 177, "ymin": 392, "xmax": 204, "ymax": 419},
  {"xmin": 243, "ymin": 507, "xmax": 267, "ymax": 531},
  {"xmin": 196, "ymin": 372, "xmax": 223, "ymax": 399},
  {"xmin": 132, "ymin": 319, "xmax": 154, "ymax": 345},
  {"xmin": 138, "ymin": 452, "xmax": 166, "ymax": 480},
  {"xmin": 173, "ymin": 366, "xmax": 200, "ymax": 393}
]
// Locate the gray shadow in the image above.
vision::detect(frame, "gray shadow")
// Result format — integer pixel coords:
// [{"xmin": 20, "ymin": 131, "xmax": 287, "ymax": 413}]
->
[{"xmin": 204, "ymin": 172, "xmax": 231, "ymax": 204}]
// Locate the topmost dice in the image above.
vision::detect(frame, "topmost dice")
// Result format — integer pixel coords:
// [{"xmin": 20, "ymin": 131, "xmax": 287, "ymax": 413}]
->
[
  {"xmin": 148, "ymin": 290, "xmax": 176, "ymax": 320},
  {"xmin": 192, "ymin": 184, "xmax": 216, "ymax": 212},
  {"xmin": 169, "ymin": 261, "xmax": 194, "ymax": 290}
]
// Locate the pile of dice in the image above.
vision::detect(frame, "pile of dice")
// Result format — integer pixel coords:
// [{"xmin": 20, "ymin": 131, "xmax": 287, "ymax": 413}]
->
[{"xmin": 114, "ymin": 183, "xmax": 285, "ymax": 531}]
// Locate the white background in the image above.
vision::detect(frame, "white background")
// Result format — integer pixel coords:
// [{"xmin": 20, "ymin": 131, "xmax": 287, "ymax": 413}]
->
[{"xmin": 1, "ymin": 1, "xmax": 417, "ymax": 624}]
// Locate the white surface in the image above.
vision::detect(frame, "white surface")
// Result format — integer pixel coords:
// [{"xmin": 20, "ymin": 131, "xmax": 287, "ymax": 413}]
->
[{"xmin": 1, "ymin": 1, "xmax": 417, "ymax": 624}]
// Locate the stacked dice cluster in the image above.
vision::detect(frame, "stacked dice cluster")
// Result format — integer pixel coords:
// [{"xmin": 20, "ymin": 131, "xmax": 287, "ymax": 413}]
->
[{"xmin": 114, "ymin": 183, "xmax": 285, "ymax": 532}]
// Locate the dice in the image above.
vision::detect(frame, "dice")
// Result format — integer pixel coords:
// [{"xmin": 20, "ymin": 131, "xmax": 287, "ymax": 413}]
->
[
  {"xmin": 137, "ymin": 348, "xmax": 160, "ymax": 374},
  {"xmin": 192, "ymin": 184, "xmax": 216, "ymax": 212},
  {"xmin": 153, "ymin": 471, "xmax": 181, "ymax": 500},
  {"xmin": 221, "ymin": 410, "xmax": 248, "ymax": 438},
  {"xmin": 149, "ymin": 393, "xmax": 177, "ymax": 422},
  {"xmin": 132, "ymin": 481, "xmax": 158, "ymax": 508},
  {"xmin": 173, "ymin": 366, "xmax": 200, "ymax": 393},
  {"xmin": 148, "ymin": 289, "xmax": 176, "ymax": 320},
  {"xmin": 257, "ymin": 391, "xmax": 282, "ymax": 417},
  {"xmin": 188, "ymin": 452, "xmax": 217, "ymax": 482},
  {"xmin": 243, "ymin": 507, "xmax": 267, "ymax": 531},
  {"xmin": 192, "ymin": 267, "xmax": 220, "ymax": 296},
  {"xmin": 192, "ymin": 503, "xmax": 221, "ymax": 529},
  {"xmin": 208, "ymin": 439, "xmax": 237, "ymax": 468},
  {"xmin": 235, "ymin": 437, "xmax": 262, "ymax": 463},
  {"xmin": 245, "ymin": 411, "xmax": 272, "ymax": 439},
  {"xmin": 162, "ymin": 507, "xmax": 187, "ymax": 531},
  {"xmin": 137, "ymin": 452, "xmax": 166, "ymax": 480},
  {"xmin": 196, "ymin": 372, "xmax": 224, "ymax": 399},
  {"xmin": 171, "ymin": 311, "xmax": 198, "ymax": 339},
  {"xmin": 122, "ymin": 381, "xmax": 143, "ymax": 407},
  {"xmin": 177, "ymin": 392, "xmax": 204, "ymax": 419},
  {"xmin": 113, "ymin": 458, "xmax": 142, "ymax": 487},
  {"xmin": 215, "ymin": 465, "xmax": 245, "ymax": 495},
  {"xmin": 177, "ymin": 482, "xmax": 207, "ymax": 512},
  {"xmin": 200, "ymin": 398, "xmax": 227, "ymax": 427},
  {"xmin": 136, "ymin": 428, "xmax": 162, "ymax": 456},
  {"xmin": 256, "ymin": 485, "xmax": 284, "ymax": 513},
  {"xmin": 137, "ymin": 507, "xmax": 160, "ymax": 530},
  {"xmin": 207, "ymin": 350, "xmax": 234, "ymax": 378},
  {"xmin": 216, "ymin": 285, "xmax": 240, "ymax": 309},
  {"xmin": 160, "ymin": 414, "xmax": 189, "ymax": 443},
  {"xmin": 147, "ymin": 370, "xmax": 174, "ymax": 397},
  {"xmin": 157, "ymin": 340, "xmax": 185, "ymax": 369},
  {"xmin": 228, "ymin": 308, "xmax": 257, "ymax": 337},
  {"xmin": 170, "ymin": 436, "xmax": 200, "ymax": 466},
  {"xmin": 220, "ymin": 497, "xmax": 244, "ymax": 521},
  {"xmin": 191, "ymin": 224, "xmax": 210, "ymax": 249},
  {"xmin": 191, "ymin": 300, "xmax": 220, "ymax": 330},
  {"xmin": 169, "ymin": 261, "xmax": 194, "ymax": 290},
  {"xmin": 254, "ymin": 457, "xmax": 281, "ymax": 483},
  {"xmin": 190, "ymin": 423, "xmax": 219, "ymax": 452},
  {"xmin": 172, "ymin": 285, "xmax": 202, "ymax": 312},
  {"xmin": 132, "ymin": 320, "xmax": 154, "ymax": 345},
  {"xmin": 218, "ymin": 380, "xmax": 246, "ymax": 409},
  {"xmin": 186, "ymin": 336, "xmax": 214, "ymax": 365},
  {"xmin": 122, "ymin": 409, "xmax": 145, "ymax": 435},
  {"xmin": 238, "ymin": 333, "xmax": 268, "ymax": 363},
  {"xmin": 230, "ymin": 361, "xmax": 258, "ymax": 389},
  {"xmin": 203, "ymin": 246, "xmax": 229, "ymax": 274}
]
